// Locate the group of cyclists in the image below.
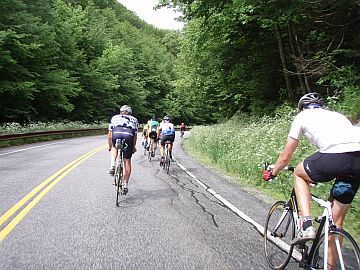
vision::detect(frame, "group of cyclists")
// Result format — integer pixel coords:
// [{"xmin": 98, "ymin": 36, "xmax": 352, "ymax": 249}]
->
[
  {"xmin": 141, "ymin": 115, "xmax": 178, "ymax": 165},
  {"xmin": 108, "ymin": 92, "xmax": 359, "ymax": 265},
  {"xmin": 107, "ymin": 105, "xmax": 186, "ymax": 194}
]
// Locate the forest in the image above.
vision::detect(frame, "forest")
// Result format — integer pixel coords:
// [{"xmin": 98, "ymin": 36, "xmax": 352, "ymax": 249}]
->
[{"xmin": 1, "ymin": 0, "xmax": 359, "ymax": 125}]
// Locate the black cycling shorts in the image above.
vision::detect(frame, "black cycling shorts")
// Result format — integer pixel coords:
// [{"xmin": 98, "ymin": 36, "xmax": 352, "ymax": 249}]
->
[
  {"xmin": 149, "ymin": 131, "xmax": 158, "ymax": 141},
  {"xmin": 160, "ymin": 134, "xmax": 175, "ymax": 146},
  {"xmin": 303, "ymin": 151, "xmax": 360, "ymax": 204},
  {"xmin": 111, "ymin": 126, "xmax": 135, "ymax": 159}
]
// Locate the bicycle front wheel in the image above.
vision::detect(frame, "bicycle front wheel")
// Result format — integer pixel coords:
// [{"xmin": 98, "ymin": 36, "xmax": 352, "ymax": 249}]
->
[
  {"xmin": 264, "ymin": 201, "xmax": 295, "ymax": 270},
  {"xmin": 310, "ymin": 228, "xmax": 360, "ymax": 270}
]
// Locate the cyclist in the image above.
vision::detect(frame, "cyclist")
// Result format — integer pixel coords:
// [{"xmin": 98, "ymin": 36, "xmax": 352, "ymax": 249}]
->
[
  {"xmin": 158, "ymin": 116, "xmax": 175, "ymax": 166},
  {"xmin": 146, "ymin": 116, "xmax": 159, "ymax": 157},
  {"xmin": 263, "ymin": 92, "xmax": 360, "ymax": 245},
  {"xmin": 141, "ymin": 120, "xmax": 149, "ymax": 150},
  {"xmin": 180, "ymin": 122, "xmax": 186, "ymax": 137},
  {"xmin": 108, "ymin": 105, "xmax": 138, "ymax": 194}
]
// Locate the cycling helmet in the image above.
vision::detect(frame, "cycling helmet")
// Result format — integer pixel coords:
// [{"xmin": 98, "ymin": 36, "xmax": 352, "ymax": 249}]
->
[
  {"xmin": 120, "ymin": 105, "xmax": 132, "ymax": 115},
  {"xmin": 163, "ymin": 116, "xmax": 170, "ymax": 122},
  {"xmin": 297, "ymin": 92, "xmax": 323, "ymax": 111}
]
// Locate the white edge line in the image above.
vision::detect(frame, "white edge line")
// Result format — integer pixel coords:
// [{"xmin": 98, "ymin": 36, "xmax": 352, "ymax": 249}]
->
[
  {"xmin": 176, "ymin": 160, "xmax": 301, "ymax": 261},
  {"xmin": 0, "ymin": 138, "xmax": 90, "ymax": 156}
]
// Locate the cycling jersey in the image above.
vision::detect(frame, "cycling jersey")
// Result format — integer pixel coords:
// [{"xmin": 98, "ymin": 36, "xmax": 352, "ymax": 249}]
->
[
  {"xmin": 108, "ymin": 114, "xmax": 138, "ymax": 132},
  {"xmin": 147, "ymin": 120, "xmax": 159, "ymax": 134},
  {"xmin": 289, "ymin": 108, "xmax": 360, "ymax": 153},
  {"xmin": 159, "ymin": 122, "xmax": 175, "ymax": 136}
]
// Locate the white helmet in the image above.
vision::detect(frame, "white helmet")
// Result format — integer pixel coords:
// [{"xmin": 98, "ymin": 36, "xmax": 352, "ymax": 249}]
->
[
  {"xmin": 120, "ymin": 105, "xmax": 132, "ymax": 115},
  {"xmin": 298, "ymin": 92, "xmax": 323, "ymax": 111}
]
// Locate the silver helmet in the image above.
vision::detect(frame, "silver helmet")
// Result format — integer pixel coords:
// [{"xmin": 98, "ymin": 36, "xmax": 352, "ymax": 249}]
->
[
  {"xmin": 298, "ymin": 92, "xmax": 323, "ymax": 111},
  {"xmin": 120, "ymin": 105, "xmax": 132, "ymax": 115}
]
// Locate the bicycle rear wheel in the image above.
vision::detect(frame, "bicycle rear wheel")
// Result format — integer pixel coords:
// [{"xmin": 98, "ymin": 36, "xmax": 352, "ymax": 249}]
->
[
  {"xmin": 115, "ymin": 162, "xmax": 123, "ymax": 207},
  {"xmin": 264, "ymin": 201, "xmax": 295, "ymax": 270},
  {"xmin": 165, "ymin": 156, "xmax": 170, "ymax": 174},
  {"xmin": 310, "ymin": 228, "xmax": 360, "ymax": 270}
]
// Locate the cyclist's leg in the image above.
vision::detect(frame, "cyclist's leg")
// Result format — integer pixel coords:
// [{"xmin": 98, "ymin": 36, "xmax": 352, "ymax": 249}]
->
[
  {"xmin": 159, "ymin": 136, "xmax": 165, "ymax": 165},
  {"xmin": 328, "ymin": 176, "xmax": 358, "ymax": 268},
  {"xmin": 294, "ymin": 161, "xmax": 312, "ymax": 217},
  {"xmin": 153, "ymin": 136, "xmax": 158, "ymax": 152},
  {"xmin": 293, "ymin": 160, "xmax": 317, "ymax": 239},
  {"xmin": 168, "ymin": 135, "xmax": 175, "ymax": 159},
  {"xmin": 327, "ymin": 200, "xmax": 351, "ymax": 269},
  {"xmin": 123, "ymin": 158, "xmax": 132, "ymax": 184},
  {"xmin": 109, "ymin": 129, "xmax": 121, "ymax": 175}
]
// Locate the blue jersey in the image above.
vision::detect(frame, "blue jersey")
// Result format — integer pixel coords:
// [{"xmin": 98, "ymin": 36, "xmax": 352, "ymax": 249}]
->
[{"xmin": 159, "ymin": 122, "xmax": 175, "ymax": 136}]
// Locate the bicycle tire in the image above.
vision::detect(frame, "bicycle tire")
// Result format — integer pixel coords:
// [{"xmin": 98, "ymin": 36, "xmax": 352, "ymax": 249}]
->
[
  {"xmin": 115, "ymin": 159, "xmax": 123, "ymax": 207},
  {"xmin": 165, "ymin": 156, "xmax": 170, "ymax": 174},
  {"xmin": 148, "ymin": 140, "xmax": 152, "ymax": 161},
  {"xmin": 310, "ymin": 228, "xmax": 360, "ymax": 270},
  {"xmin": 264, "ymin": 201, "xmax": 295, "ymax": 270}
]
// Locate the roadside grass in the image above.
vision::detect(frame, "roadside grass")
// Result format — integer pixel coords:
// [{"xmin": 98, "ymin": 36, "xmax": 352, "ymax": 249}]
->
[{"xmin": 184, "ymin": 111, "xmax": 359, "ymax": 243}]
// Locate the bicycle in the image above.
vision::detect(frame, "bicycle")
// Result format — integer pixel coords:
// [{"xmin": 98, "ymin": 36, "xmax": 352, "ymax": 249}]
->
[
  {"xmin": 147, "ymin": 136, "xmax": 156, "ymax": 162},
  {"xmin": 263, "ymin": 164, "xmax": 360, "ymax": 270},
  {"xmin": 147, "ymin": 137, "xmax": 153, "ymax": 161},
  {"xmin": 162, "ymin": 141, "xmax": 171, "ymax": 174},
  {"xmin": 114, "ymin": 139, "xmax": 128, "ymax": 206},
  {"xmin": 180, "ymin": 130, "xmax": 184, "ymax": 138}
]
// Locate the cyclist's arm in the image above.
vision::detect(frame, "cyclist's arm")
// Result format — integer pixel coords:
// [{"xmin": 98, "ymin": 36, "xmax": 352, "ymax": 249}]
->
[
  {"xmin": 272, "ymin": 136, "xmax": 298, "ymax": 176},
  {"xmin": 107, "ymin": 130, "xmax": 112, "ymax": 151}
]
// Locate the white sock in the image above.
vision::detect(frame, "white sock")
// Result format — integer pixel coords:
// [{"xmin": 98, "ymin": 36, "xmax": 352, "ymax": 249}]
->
[{"xmin": 110, "ymin": 161, "xmax": 115, "ymax": 167}]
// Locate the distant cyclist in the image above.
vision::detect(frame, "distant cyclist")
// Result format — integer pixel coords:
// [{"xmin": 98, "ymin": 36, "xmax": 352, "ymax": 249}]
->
[
  {"xmin": 158, "ymin": 116, "xmax": 175, "ymax": 165},
  {"xmin": 108, "ymin": 105, "xmax": 138, "ymax": 194},
  {"xmin": 141, "ymin": 120, "xmax": 149, "ymax": 150},
  {"xmin": 180, "ymin": 122, "xmax": 186, "ymax": 138},
  {"xmin": 263, "ymin": 92, "xmax": 360, "ymax": 248},
  {"xmin": 146, "ymin": 116, "xmax": 159, "ymax": 157}
]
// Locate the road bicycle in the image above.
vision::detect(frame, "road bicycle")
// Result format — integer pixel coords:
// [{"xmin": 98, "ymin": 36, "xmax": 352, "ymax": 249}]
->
[
  {"xmin": 263, "ymin": 164, "xmax": 360, "ymax": 270},
  {"xmin": 162, "ymin": 141, "xmax": 171, "ymax": 174},
  {"xmin": 147, "ymin": 136, "xmax": 156, "ymax": 162},
  {"xmin": 180, "ymin": 130, "xmax": 184, "ymax": 138},
  {"xmin": 114, "ymin": 138, "xmax": 128, "ymax": 206}
]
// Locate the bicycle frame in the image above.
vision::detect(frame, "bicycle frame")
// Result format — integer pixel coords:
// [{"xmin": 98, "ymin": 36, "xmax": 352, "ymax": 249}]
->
[
  {"xmin": 305, "ymin": 195, "xmax": 341, "ymax": 270},
  {"xmin": 276, "ymin": 176, "xmax": 343, "ymax": 269}
]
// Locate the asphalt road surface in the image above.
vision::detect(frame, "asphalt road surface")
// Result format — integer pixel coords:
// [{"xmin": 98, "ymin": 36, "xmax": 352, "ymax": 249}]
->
[{"xmin": 0, "ymin": 132, "xmax": 299, "ymax": 269}]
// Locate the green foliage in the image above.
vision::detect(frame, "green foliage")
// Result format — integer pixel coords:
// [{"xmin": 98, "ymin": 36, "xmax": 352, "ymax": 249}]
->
[
  {"xmin": 185, "ymin": 113, "xmax": 359, "ymax": 241},
  {"xmin": 318, "ymin": 66, "xmax": 360, "ymax": 121},
  {"xmin": 0, "ymin": 0, "xmax": 179, "ymax": 124}
]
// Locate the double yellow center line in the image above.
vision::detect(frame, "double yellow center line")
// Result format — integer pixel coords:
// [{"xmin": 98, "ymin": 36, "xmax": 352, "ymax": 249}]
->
[{"xmin": 0, "ymin": 145, "xmax": 106, "ymax": 241}]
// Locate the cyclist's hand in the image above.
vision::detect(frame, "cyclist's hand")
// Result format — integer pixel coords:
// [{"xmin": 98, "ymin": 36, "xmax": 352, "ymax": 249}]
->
[
  {"xmin": 263, "ymin": 162, "xmax": 276, "ymax": 181},
  {"xmin": 262, "ymin": 169, "xmax": 275, "ymax": 181}
]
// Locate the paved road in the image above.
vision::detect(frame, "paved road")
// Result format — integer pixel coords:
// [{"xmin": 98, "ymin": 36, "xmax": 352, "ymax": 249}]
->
[{"xmin": 0, "ymin": 132, "xmax": 299, "ymax": 269}]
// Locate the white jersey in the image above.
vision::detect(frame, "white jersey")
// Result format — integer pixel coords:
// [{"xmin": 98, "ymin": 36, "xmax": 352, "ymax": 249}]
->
[
  {"xmin": 108, "ymin": 114, "xmax": 138, "ymax": 132},
  {"xmin": 288, "ymin": 108, "xmax": 360, "ymax": 153}
]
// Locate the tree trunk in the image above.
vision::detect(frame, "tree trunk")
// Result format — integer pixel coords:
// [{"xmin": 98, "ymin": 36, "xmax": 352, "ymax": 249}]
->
[
  {"xmin": 288, "ymin": 22, "xmax": 307, "ymax": 94},
  {"xmin": 274, "ymin": 24, "xmax": 294, "ymax": 99}
]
